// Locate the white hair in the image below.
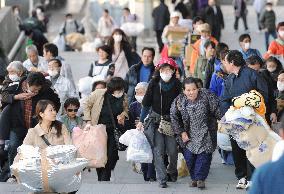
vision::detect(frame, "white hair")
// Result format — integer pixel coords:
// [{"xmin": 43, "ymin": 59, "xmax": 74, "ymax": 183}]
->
[
  {"xmin": 135, "ymin": 82, "xmax": 148, "ymax": 91},
  {"xmin": 25, "ymin": 44, "xmax": 38, "ymax": 55},
  {"xmin": 7, "ymin": 61, "xmax": 25, "ymax": 72}
]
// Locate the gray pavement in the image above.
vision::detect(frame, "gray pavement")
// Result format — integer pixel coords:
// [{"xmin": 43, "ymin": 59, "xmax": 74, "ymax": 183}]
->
[{"xmin": 1, "ymin": 2, "xmax": 284, "ymax": 194}]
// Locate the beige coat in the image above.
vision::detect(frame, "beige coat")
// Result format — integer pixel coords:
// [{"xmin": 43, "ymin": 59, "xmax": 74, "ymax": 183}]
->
[
  {"xmin": 83, "ymin": 88, "xmax": 128, "ymax": 126},
  {"xmin": 22, "ymin": 124, "xmax": 72, "ymax": 148}
]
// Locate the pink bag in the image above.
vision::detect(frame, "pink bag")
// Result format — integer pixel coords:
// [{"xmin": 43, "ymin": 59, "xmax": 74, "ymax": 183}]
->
[{"xmin": 72, "ymin": 124, "xmax": 108, "ymax": 168}]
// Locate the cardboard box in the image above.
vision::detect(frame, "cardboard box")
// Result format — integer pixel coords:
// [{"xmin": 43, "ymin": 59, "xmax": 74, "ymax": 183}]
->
[
  {"xmin": 166, "ymin": 26, "xmax": 189, "ymax": 41},
  {"xmin": 168, "ymin": 42, "xmax": 183, "ymax": 57}
]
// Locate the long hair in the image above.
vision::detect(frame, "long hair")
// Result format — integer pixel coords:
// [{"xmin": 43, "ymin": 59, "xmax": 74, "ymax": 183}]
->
[
  {"xmin": 36, "ymin": 100, "xmax": 62, "ymax": 137},
  {"xmin": 107, "ymin": 28, "xmax": 132, "ymax": 54}
]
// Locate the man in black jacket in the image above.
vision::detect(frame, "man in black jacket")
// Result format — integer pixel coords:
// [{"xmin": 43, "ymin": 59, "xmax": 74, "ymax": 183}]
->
[
  {"xmin": 0, "ymin": 72, "xmax": 60, "ymax": 173},
  {"xmin": 125, "ymin": 47, "xmax": 155, "ymax": 104},
  {"xmin": 203, "ymin": 0, "xmax": 224, "ymax": 41},
  {"xmin": 221, "ymin": 50, "xmax": 268, "ymax": 190},
  {"xmin": 152, "ymin": 0, "xmax": 170, "ymax": 52}
]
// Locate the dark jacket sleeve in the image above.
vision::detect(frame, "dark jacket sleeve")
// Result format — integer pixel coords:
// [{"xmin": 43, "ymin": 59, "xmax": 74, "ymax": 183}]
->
[
  {"xmin": 220, "ymin": 78, "xmax": 232, "ymax": 116},
  {"xmin": 1, "ymin": 84, "xmax": 18, "ymax": 105},
  {"xmin": 254, "ymin": 72, "xmax": 269, "ymax": 107},
  {"xmin": 88, "ymin": 63, "xmax": 94, "ymax": 77},
  {"xmin": 204, "ymin": 60, "xmax": 215, "ymax": 89},
  {"xmin": 218, "ymin": 6, "xmax": 225, "ymax": 28}
]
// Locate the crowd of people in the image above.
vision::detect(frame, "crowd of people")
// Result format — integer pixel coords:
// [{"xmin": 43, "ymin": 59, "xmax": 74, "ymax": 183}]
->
[{"xmin": 0, "ymin": 0, "xmax": 284, "ymax": 194}]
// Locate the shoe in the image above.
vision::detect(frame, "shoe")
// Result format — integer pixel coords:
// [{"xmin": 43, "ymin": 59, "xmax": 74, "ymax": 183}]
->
[
  {"xmin": 6, "ymin": 176, "xmax": 17, "ymax": 183},
  {"xmin": 236, "ymin": 177, "xmax": 247, "ymax": 189},
  {"xmin": 197, "ymin": 180, "xmax": 205, "ymax": 189},
  {"xmin": 221, "ymin": 159, "xmax": 226, "ymax": 164},
  {"xmin": 190, "ymin": 180, "xmax": 197, "ymax": 187},
  {"xmin": 246, "ymin": 181, "xmax": 252, "ymax": 190},
  {"xmin": 167, "ymin": 173, "xmax": 177, "ymax": 182},
  {"xmin": 159, "ymin": 182, "xmax": 168, "ymax": 188},
  {"xmin": 149, "ymin": 178, "xmax": 157, "ymax": 182}
]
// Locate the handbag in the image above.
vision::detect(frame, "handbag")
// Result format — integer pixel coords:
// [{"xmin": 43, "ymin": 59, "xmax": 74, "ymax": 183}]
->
[
  {"xmin": 157, "ymin": 82, "xmax": 174, "ymax": 137},
  {"xmin": 106, "ymin": 96, "xmax": 127, "ymax": 151}
]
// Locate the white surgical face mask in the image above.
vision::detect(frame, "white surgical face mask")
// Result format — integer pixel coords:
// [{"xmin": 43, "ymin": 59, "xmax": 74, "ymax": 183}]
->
[
  {"xmin": 135, "ymin": 95, "xmax": 144, "ymax": 103},
  {"xmin": 277, "ymin": 81, "xmax": 284, "ymax": 91},
  {"xmin": 9, "ymin": 74, "xmax": 20, "ymax": 82},
  {"xmin": 48, "ymin": 70, "xmax": 59, "ymax": 77},
  {"xmin": 113, "ymin": 34, "xmax": 122, "ymax": 42},
  {"xmin": 279, "ymin": 31, "xmax": 284, "ymax": 38},
  {"xmin": 160, "ymin": 73, "xmax": 172, "ymax": 82},
  {"xmin": 112, "ymin": 92, "xmax": 124, "ymax": 98},
  {"xmin": 267, "ymin": 67, "xmax": 276, "ymax": 73},
  {"xmin": 244, "ymin": 42, "xmax": 250, "ymax": 50}
]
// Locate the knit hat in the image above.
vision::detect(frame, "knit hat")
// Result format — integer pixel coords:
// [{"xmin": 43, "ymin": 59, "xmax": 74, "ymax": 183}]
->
[{"xmin": 156, "ymin": 57, "xmax": 178, "ymax": 69}]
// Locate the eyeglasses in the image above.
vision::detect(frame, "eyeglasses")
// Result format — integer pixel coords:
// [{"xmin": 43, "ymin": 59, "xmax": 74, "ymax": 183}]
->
[{"xmin": 67, "ymin": 109, "xmax": 78, "ymax": 112}]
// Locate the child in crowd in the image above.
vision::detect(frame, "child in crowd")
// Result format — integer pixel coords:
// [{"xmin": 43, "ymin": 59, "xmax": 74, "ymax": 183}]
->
[{"xmin": 60, "ymin": 98, "xmax": 83, "ymax": 133}]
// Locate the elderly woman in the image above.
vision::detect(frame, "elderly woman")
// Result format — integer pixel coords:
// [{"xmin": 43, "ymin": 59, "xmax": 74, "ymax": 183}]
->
[
  {"xmin": 83, "ymin": 77, "xmax": 128, "ymax": 181},
  {"xmin": 170, "ymin": 77, "xmax": 222, "ymax": 189},
  {"xmin": 23, "ymin": 44, "xmax": 47, "ymax": 73},
  {"xmin": 137, "ymin": 57, "xmax": 182, "ymax": 188},
  {"xmin": 128, "ymin": 82, "xmax": 156, "ymax": 181}
]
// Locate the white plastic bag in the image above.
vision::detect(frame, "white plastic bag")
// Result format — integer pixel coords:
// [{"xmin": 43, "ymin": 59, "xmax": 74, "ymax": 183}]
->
[
  {"xmin": 217, "ymin": 132, "xmax": 232, "ymax": 151},
  {"xmin": 119, "ymin": 129, "xmax": 138, "ymax": 146},
  {"xmin": 53, "ymin": 35, "xmax": 65, "ymax": 52},
  {"xmin": 120, "ymin": 22, "xmax": 145, "ymax": 36},
  {"xmin": 126, "ymin": 131, "xmax": 153, "ymax": 163}
]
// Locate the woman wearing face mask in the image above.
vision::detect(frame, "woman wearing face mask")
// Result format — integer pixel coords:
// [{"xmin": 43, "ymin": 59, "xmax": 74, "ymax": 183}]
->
[
  {"xmin": 83, "ymin": 77, "xmax": 129, "ymax": 181},
  {"xmin": 276, "ymin": 70, "xmax": 284, "ymax": 120},
  {"xmin": 265, "ymin": 56, "xmax": 283, "ymax": 82},
  {"xmin": 137, "ymin": 57, "xmax": 182, "ymax": 188},
  {"xmin": 171, "ymin": 77, "xmax": 222, "ymax": 189},
  {"xmin": 190, "ymin": 23, "xmax": 218, "ymax": 74},
  {"xmin": 107, "ymin": 29, "xmax": 140, "ymax": 79},
  {"xmin": 264, "ymin": 22, "xmax": 284, "ymax": 61}
]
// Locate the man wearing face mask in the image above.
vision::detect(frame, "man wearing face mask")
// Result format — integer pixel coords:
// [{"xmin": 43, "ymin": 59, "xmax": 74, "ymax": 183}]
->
[
  {"xmin": 125, "ymin": 47, "xmax": 155, "ymax": 104},
  {"xmin": 47, "ymin": 59, "xmax": 78, "ymax": 115},
  {"xmin": 0, "ymin": 72, "xmax": 60, "ymax": 180},
  {"xmin": 238, "ymin": 33, "xmax": 262, "ymax": 60},
  {"xmin": 264, "ymin": 22, "xmax": 284, "ymax": 60}
]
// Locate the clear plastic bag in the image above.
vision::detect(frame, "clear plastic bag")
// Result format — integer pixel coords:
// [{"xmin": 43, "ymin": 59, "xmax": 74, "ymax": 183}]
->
[
  {"xmin": 119, "ymin": 129, "xmax": 138, "ymax": 146},
  {"xmin": 126, "ymin": 131, "xmax": 153, "ymax": 163}
]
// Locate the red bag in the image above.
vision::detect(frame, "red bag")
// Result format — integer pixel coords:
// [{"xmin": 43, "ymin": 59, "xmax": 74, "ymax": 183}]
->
[{"xmin": 160, "ymin": 44, "xmax": 169, "ymax": 58}]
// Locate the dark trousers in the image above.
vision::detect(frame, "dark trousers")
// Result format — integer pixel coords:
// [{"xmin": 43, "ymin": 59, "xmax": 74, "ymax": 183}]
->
[
  {"xmin": 8, "ymin": 130, "xmax": 26, "ymax": 168},
  {"xmin": 96, "ymin": 134, "xmax": 118, "ymax": 181},
  {"xmin": 155, "ymin": 30, "xmax": 164, "ymax": 53},
  {"xmin": 183, "ymin": 149, "xmax": 212, "ymax": 181},
  {"xmin": 130, "ymin": 36, "xmax": 137, "ymax": 51},
  {"xmin": 256, "ymin": 12, "xmax": 261, "ymax": 30},
  {"xmin": 141, "ymin": 162, "xmax": 156, "ymax": 181},
  {"xmin": 230, "ymin": 138, "xmax": 255, "ymax": 181},
  {"xmin": 234, "ymin": 13, "xmax": 248, "ymax": 31},
  {"xmin": 265, "ymin": 31, "xmax": 277, "ymax": 50}
]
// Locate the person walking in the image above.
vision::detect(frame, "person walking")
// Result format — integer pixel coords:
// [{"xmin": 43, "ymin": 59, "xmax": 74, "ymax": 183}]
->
[
  {"xmin": 260, "ymin": 2, "xmax": 277, "ymax": 50},
  {"xmin": 253, "ymin": 0, "xmax": 266, "ymax": 32},
  {"xmin": 203, "ymin": 0, "xmax": 224, "ymax": 41},
  {"xmin": 220, "ymin": 50, "xmax": 268, "ymax": 190},
  {"xmin": 83, "ymin": 77, "xmax": 128, "ymax": 181},
  {"xmin": 137, "ymin": 57, "xmax": 182, "ymax": 188},
  {"xmin": 152, "ymin": 0, "xmax": 170, "ymax": 52},
  {"xmin": 171, "ymin": 77, "xmax": 222, "ymax": 189},
  {"xmin": 97, "ymin": 9, "xmax": 116, "ymax": 44},
  {"xmin": 233, "ymin": 0, "xmax": 249, "ymax": 33}
]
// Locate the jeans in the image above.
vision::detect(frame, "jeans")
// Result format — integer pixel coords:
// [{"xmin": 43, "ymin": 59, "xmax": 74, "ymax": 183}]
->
[
  {"xmin": 230, "ymin": 138, "xmax": 255, "ymax": 180},
  {"xmin": 265, "ymin": 31, "xmax": 277, "ymax": 50},
  {"xmin": 234, "ymin": 13, "xmax": 248, "ymax": 31},
  {"xmin": 183, "ymin": 149, "xmax": 212, "ymax": 181},
  {"xmin": 152, "ymin": 130, "xmax": 178, "ymax": 184},
  {"xmin": 8, "ymin": 130, "xmax": 26, "ymax": 168}
]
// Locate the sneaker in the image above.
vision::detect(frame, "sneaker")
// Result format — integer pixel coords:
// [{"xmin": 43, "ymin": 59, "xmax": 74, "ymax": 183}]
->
[
  {"xmin": 197, "ymin": 180, "xmax": 205, "ymax": 189},
  {"xmin": 159, "ymin": 182, "xmax": 168, "ymax": 188},
  {"xmin": 190, "ymin": 180, "xmax": 197, "ymax": 187},
  {"xmin": 236, "ymin": 178, "xmax": 247, "ymax": 189},
  {"xmin": 246, "ymin": 181, "xmax": 252, "ymax": 190},
  {"xmin": 221, "ymin": 159, "xmax": 226, "ymax": 164},
  {"xmin": 6, "ymin": 177, "xmax": 17, "ymax": 183}
]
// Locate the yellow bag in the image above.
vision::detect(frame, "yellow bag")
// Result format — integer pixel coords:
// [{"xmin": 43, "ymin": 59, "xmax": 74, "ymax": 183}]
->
[{"xmin": 177, "ymin": 153, "xmax": 189, "ymax": 178}]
